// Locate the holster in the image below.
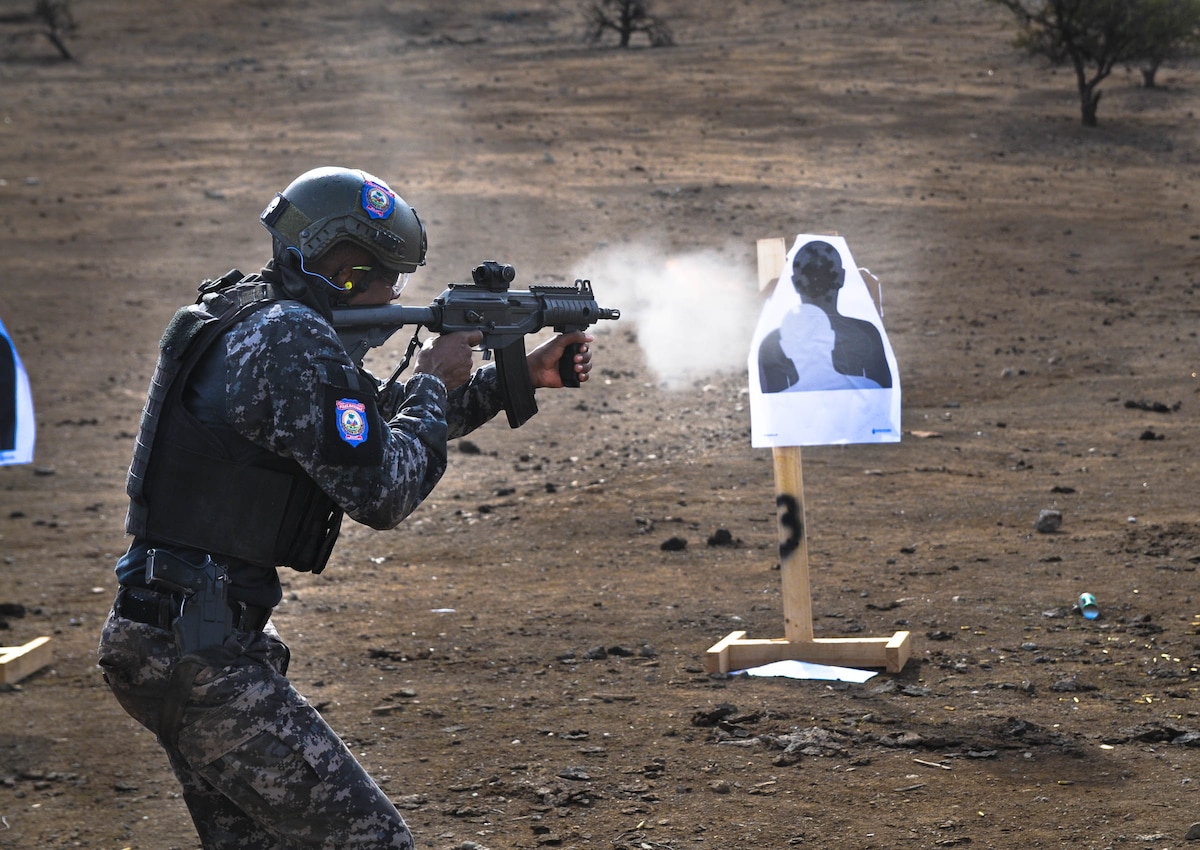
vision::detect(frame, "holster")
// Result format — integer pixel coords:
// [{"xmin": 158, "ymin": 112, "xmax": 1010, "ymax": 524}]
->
[
  {"xmin": 146, "ymin": 549, "xmax": 234, "ymax": 656},
  {"xmin": 140, "ymin": 550, "xmax": 229, "ymax": 749}
]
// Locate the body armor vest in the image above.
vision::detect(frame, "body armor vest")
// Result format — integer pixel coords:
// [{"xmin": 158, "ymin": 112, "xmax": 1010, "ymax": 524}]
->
[{"xmin": 125, "ymin": 275, "xmax": 342, "ymax": 574}]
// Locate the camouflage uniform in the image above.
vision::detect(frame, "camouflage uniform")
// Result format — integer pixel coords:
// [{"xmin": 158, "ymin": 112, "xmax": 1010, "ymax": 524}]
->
[{"xmin": 98, "ymin": 267, "xmax": 506, "ymax": 849}]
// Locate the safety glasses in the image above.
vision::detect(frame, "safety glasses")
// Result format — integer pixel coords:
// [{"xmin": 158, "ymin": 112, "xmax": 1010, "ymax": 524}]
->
[{"xmin": 351, "ymin": 266, "xmax": 410, "ymax": 299}]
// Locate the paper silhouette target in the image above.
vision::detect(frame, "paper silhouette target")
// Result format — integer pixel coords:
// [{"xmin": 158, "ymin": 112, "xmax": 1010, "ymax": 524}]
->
[
  {"xmin": 748, "ymin": 236, "xmax": 900, "ymax": 447},
  {"xmin": 0, "ymin": 316, "xmax": 35, "ymax": 465}
]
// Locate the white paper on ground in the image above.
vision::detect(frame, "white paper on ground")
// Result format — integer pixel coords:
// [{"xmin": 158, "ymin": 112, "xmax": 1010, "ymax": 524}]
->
[{"xmin": 735, "ymin": 659, "xmax": 877, "ymax": 683}]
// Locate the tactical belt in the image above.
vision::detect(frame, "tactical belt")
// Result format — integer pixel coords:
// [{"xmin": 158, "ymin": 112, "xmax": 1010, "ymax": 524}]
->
[{"xmin": 114, "ymin": 585, "xmax": 272, "ymax": 634}]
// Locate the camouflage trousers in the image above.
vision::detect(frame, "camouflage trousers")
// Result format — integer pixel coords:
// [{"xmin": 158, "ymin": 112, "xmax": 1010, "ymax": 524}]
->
[{"xmin": 97, "ymin": 609, "xmax": 415, "ymax": 850}]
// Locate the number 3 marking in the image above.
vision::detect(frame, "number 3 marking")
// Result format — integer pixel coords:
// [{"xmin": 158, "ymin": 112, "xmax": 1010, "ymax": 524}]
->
[{"xmin": 776, "ymin": 493, "xmax": 803, "ymax": 559}]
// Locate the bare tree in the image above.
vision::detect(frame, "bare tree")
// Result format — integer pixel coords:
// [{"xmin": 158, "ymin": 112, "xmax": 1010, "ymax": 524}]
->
[
  {"xmin": 582, "ymin": 0, "xmax": 673, "ymax": 48},
  {"xmin": 1129, "ymin": 0, "xmax": 1200, "ymax": 87},
  {"xmin": 35, "ymin": 0, "xmax": 75, "ymax": 60},
  {"xmin": 992, "ymin": 0, "xmax": 1148, "ymax": 126},
  {"xmin": 0, "ymin": 0, "xmax": 75, "ymax": 60}
]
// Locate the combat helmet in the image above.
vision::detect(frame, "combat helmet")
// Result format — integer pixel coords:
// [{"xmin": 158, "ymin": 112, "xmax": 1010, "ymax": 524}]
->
[{"xmin": 260, "ymin": 166, "xmax": 427, "ymax": 273}]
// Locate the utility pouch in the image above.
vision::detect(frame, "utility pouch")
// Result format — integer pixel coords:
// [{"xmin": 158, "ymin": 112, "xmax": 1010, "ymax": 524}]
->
[{"xmin": 145, "ymin": 549, "xmax": 232, "ymax": 655}]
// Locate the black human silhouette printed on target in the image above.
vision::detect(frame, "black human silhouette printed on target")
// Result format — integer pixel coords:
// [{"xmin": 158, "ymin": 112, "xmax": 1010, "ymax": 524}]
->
[
  {"xmin": 758, "ymin": 240, "xmax": 892, "ymax": 393},
  {"xmin": 0, "ymin": 331, "xmax": 16, "ymax": 451}
]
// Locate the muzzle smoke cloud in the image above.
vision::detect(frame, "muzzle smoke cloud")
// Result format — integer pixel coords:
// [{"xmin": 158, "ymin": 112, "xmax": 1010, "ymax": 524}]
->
[{"xmin": 572, "ymin": 244, "xmax": 762, "ymax": 390}]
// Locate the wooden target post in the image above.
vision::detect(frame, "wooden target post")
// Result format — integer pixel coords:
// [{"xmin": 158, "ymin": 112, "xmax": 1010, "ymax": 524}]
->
[{"xmin": 704, "ymin": 237, "xmax": 911, "ymax": 675}]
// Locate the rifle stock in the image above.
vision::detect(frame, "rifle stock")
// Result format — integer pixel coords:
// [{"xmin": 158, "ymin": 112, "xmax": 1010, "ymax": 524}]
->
[{"xmin": 330, "ymin": 305, "xmax": 435, "ymax": 368}]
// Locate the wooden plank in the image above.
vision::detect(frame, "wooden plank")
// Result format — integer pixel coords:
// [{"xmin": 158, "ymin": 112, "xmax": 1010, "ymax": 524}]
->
[
  {"xmin": 885, "ymin": 630, "xmax": 912, "ymax": 672},
  {"xmin": 0, "ymin": 636, "xmax": 52, "ymax": 684},
  {"xmin": 756, "ymin": 237, "xmax": 787, "ymax": 291},
  {"xmin": 703, "ymin": 630, "xmax": 747, "ymax": 674}
]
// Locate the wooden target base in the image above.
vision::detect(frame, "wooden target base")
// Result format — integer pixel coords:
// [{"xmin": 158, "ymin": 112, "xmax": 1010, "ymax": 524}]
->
[{"xmin": 706, "ymin": 629, "xmax": 911, "ymax": 674}]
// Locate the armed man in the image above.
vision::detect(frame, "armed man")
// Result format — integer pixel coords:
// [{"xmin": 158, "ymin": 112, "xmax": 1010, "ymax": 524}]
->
[{"xmin": 97, "ymin": 166, "xmax": 609, "ymax": 849}]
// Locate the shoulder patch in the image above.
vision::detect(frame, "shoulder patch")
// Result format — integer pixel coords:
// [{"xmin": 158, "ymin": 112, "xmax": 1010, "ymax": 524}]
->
[
  {"xmin": 321, "ymin": 385, "xmax": 383, "ymax": 466},
  {"xmin": 335, "ymin": 397, "xmax": 369, "ymax": 446}
]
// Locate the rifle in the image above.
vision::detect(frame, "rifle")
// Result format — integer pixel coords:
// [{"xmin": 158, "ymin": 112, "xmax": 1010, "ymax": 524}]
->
[{"xmin": 331, "ymin": 261, "xmax": 620, "ymax": 428}]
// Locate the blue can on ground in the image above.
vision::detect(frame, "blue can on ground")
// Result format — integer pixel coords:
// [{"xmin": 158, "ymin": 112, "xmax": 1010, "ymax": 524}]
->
[{"xmin": 1078, "ymin": 592, "xmax": 1099, "ymax": 620}]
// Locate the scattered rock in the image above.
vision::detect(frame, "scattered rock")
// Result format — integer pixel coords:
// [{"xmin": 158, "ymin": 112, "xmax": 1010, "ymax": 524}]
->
[
  {"xmin": 1034, "ymin": 509, "xmax": 1062, "ymax": 533},
  {"xmin": 1125, "ymin": 399, "xmax": 1179, "ymax": 413},
  {"xmin": 877, "ymin": 731, "xmax": 925, "ymax": 748},
  {"xmin": 706, "ymin": 528, "xmax": 739, "ymax": 547},
  {"xmin": 660, "ymin": 536, "xmax": 687, "ymax": 551},
  {"xmin": 1049, "ymin": 677, "xmax": 1097, "ymax": 693},
  {"xmin": 768, "ymin": 726, "xmax": 850, "ymax": 759},
  {"xmin": 691, "ymin": 704, "xmax": 738, "ymax": 727}
]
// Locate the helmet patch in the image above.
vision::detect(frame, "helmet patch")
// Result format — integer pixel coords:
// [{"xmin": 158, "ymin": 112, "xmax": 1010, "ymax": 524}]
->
[
  {"xmin": 361, "ymin": 181, "xmax": 395, "ymax": 220},
  {"xmin": 335, "ymin": 397, "xmax": 369, "ymax": 446}
]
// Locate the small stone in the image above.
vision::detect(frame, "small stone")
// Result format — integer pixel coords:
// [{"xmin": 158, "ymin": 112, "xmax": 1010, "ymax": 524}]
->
[
  {"xmin": 1034, "ymin": 509, "xmax": 1062, "ymax": 533},
  {"xmin": 1186, "ymin": 822, "xmax": 1200, "ymax": 840},
  {"xmin": 706, "ymin": 528, "xmax": 737, "ymax": 547}
]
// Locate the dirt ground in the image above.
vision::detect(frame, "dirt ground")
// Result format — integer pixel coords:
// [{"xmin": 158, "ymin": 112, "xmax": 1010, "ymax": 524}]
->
[{"xmin": 1, "ymin": 0, "xmax": 1199, "ymax": 847}]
